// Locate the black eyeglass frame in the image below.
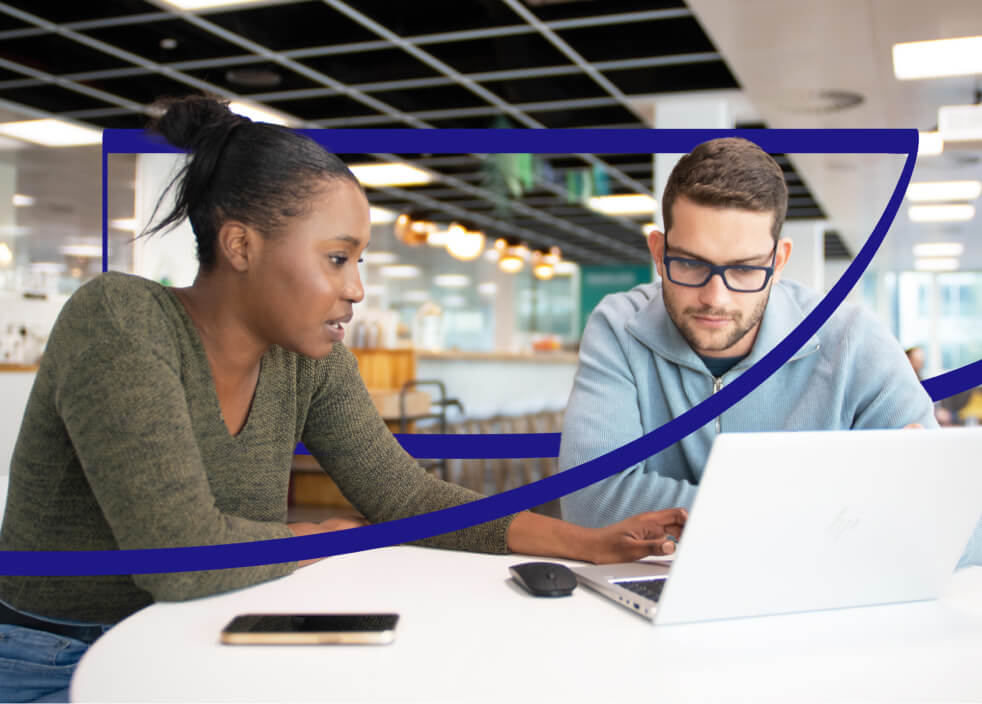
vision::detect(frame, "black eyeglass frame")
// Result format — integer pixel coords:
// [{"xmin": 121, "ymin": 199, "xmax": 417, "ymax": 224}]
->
[{"xmin": 661, "ymin": 233, "xmax": 778, "ymax": 293}]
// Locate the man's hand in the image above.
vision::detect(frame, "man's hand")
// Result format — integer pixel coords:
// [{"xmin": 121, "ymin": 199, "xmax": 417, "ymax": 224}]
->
[
  {"xmin": 905, "ymin": 423, "xmax": 924, "ymax": 429},
  {"xmin": 586, "ymin": 508, "xmax": 687, "ymax": 564}
]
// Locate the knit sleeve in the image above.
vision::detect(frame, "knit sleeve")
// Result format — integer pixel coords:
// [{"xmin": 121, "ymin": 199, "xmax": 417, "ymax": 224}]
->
[
  {"xmin": 300, "ymin": 344, "xmax": 515, "ymax": 553},
  {"xmin": 53, "ymin": 284, "xmax": 297, "ymax": 601}
]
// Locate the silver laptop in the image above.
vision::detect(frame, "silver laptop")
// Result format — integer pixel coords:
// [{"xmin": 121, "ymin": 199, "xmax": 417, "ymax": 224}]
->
[{"xmin": 572, "ymin": 428, "xmax": 982, "ymax": 624}]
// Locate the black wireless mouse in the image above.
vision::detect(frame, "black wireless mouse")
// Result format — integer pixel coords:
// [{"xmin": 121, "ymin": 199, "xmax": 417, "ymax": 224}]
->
[{"xmin": 509, "ymin": 561, "xmax": 578, "ymax": 597}]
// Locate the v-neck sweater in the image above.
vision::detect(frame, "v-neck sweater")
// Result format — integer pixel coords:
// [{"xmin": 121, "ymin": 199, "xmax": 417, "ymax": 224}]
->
[{"xmin": 0, "ymin": 272, "xmax": 513, "ymax": 624}]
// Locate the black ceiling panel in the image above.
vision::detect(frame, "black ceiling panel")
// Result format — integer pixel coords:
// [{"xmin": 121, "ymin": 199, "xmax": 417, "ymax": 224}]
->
[
  {"xmin": 521, "ymin": 0, "xmax": 687, "ymax": 21},
  {"xmin": 480, "ymin": 72, "xmax": 609, "ymax": 104},
  {"xmin": 186, "ymin": 62, "xmax": 323, "ymax": 96},
  {"xmin": 268, "ymin": 94, "xmax": 386, "ymax": 121},
  {"xmin": 370, "ymin": 84, "xmax": 492, "ymax": 114},
  {"xmin": 83, "ymin": 74, "xmax": 203, "ymax": 106},
  {"xmin": 604, "ymin": 61, "xmax": 738, "ymax": 94},
  {"xmin": 300, "ymin": 48, "xmax": 440, "ymax": 85},
  {"xmin": 557, "ymin": 18, "xmax": 718, "ymax": 63},
  {"xmin": 0, "ymin": 85, "xmax": 108, "ymax": 114},
  {"xmin": 0, "ymin": 0, "xmax": 829, "ymax": 264},
  {"xmin": 348, "ymin": 0, "xmax": 525, "ymax": 36},
  {"xmin": 0, "ymin": 0, "xmax": 159, "ymax": 24},
  {"xmin": 205, "ymin": 2, "xmax": 377, "ymax": 52},
  {"xmin": 0, "ymin": 34, "xmax": 128, "ymax": 74},
  {"xmin": 423, "ymin": 34, "xmax": 572, "ymax": 74},
  {"xmin": 83, "ymin": 19, "xmax": 249, "ymax": 64}
]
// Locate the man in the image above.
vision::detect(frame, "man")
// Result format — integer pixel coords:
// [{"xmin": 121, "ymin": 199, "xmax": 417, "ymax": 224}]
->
[{"xmin": 559, "ymin": 137, "xmax": 979, "ymax": 566}]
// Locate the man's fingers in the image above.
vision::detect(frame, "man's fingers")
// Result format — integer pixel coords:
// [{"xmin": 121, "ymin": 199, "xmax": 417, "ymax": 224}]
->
[{"xmin": 905, "ymin": 422, "xmax": 924, "ymax": 429}]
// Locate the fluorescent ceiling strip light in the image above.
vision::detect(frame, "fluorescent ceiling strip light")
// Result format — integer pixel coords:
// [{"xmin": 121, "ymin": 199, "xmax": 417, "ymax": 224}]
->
[
  {"xmin": 892, "ymin": 35, "xmax": 982, "ymax": 79},
  {"xmin": 161, "ymin": 0, "xmax": 270, "ymax": 10},
  {"xmin": 350, "ymin": 163, "xmax": 433, "ymax": 188},
  {"xmin": 914, "ymin": 257, "xmax": 959, "ymax": 272},
  {"xmin": 12, "ymin": 194, "xmax": 34, "ymax": 207},
  {"xmin": 587, "ymin": 194, "xmax": 657, "ymax": 216},
  {"xmin": 907, "ymin": 180, "xmax": 981, "ymax": 202},
  {"xmin": 0, "ymin": 119, "xmax": 102, "ymax": 147},
  {"xmin": 917, "ymin": 131, "xmax": 943, "ymax": 156},
  {"xmin": 908, "ymin": 204, "xmax": 975, "ymax": 222},
  {"xmin": 912, "ymin": 242, "xmax": 965, "ymax": 258}
]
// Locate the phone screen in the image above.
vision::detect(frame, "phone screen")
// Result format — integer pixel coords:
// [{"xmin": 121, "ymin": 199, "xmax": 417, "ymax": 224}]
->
[{"xmin": 221, "ymin": 613, "xmax": 399, "ymax": 645}]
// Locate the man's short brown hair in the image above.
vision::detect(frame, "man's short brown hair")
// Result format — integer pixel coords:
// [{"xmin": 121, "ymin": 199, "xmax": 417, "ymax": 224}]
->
[{"xmin": 661, "ymin": 137, "xmax": 789, "ymax": 242}]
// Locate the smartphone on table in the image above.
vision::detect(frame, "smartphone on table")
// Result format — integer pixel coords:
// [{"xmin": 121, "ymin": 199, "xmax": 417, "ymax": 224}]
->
[{"xmin": 220, "ymin": 613, "xmax": 399, "ymax": 645}]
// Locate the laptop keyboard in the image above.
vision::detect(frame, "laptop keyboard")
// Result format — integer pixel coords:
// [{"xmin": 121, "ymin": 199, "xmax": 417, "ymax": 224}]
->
[{"xmin": 617, "ymin": 578, "xmax": 667, "ymax": 602}]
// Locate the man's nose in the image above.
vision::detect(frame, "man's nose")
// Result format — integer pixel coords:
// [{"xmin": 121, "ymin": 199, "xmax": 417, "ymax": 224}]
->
[{"xmin": 697, "ymin": 271, "xmax": 731, "ymax": 307}]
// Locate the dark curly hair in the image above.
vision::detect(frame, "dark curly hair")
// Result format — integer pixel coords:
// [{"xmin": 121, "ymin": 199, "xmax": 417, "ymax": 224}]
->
[{"xmin": 142, "ymin": 95, "xmax": 361, "ymax": 271}]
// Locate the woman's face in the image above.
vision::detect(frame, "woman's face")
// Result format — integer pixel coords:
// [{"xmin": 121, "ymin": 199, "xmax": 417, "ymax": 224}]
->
[{"xmin": 244, "ymin": 179, "xmax": 370, "ymax": 359}]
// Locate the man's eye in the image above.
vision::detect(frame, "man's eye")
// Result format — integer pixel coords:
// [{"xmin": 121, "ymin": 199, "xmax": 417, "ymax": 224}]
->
[{"xmin": 678, "ymin": 260, "xmax": 705, "ymax": 270}]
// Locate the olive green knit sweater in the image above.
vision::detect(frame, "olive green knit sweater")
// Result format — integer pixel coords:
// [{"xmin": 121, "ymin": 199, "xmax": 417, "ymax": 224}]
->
[{"xmin": 0, "ymin": 272, "xmax": 513, "ymax": 624}]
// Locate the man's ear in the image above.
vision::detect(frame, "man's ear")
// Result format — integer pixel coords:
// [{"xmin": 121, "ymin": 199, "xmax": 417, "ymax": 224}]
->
[
  {"xmin": 215, "ymin": 221, "xmax": 257, "ymax": 273},
  {"xmin": 771, "ymin": 237, "xmax": 793, "ymax": 283},
  {"xmin": 647, "ymin": 229, "xmax": 666, "ymax": 279}
]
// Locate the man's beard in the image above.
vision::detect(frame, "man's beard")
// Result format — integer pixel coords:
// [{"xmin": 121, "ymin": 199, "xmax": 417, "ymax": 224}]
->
[{"xmin": 663, "ymin": 286, "xmax": 771, "ymax": 355}]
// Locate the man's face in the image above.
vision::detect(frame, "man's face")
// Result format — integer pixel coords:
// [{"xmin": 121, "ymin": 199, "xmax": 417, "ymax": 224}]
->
[{"xmin": 648, "ymin": 196, "xmax": 791, "ymax": 359}]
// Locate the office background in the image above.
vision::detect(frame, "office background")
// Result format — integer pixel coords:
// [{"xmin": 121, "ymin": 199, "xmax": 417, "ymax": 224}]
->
[{"xmin": 1, "ymin": 0, "xmax": 981, "ymax": 480}]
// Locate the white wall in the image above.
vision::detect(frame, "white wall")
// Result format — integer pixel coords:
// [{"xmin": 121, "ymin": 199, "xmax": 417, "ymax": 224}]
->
[{"xmin": 1, "ymin": 370, "xmax": 35, "ymax": 475}]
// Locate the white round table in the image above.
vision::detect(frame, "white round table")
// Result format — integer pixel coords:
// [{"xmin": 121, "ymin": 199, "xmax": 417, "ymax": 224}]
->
[{"xmin": 72, "ymin": 546, "xmax": 982, "ymax": 702}]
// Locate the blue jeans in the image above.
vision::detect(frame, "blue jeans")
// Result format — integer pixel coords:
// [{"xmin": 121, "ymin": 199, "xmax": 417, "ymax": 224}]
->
[{"xmin": 0, "ymin": 602, "xmax": 110, "ymax": 703}]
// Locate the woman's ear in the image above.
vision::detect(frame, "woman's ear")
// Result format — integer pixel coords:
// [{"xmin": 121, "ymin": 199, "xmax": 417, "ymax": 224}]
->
[{"xmin": 215, "ymin": 221, "xmax": 254, "ymax": 273}]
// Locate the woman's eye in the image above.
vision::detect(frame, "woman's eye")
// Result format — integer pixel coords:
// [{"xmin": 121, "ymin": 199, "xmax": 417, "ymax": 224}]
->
[{"xmin": 328, "ymin": 255, "xmax": 348, "ymax": 266}]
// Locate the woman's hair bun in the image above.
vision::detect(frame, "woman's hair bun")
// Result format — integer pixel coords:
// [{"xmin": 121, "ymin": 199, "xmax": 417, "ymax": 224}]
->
[{"xmin": 149, "ymin": 95, "xmax": 246, "ymax": 151}]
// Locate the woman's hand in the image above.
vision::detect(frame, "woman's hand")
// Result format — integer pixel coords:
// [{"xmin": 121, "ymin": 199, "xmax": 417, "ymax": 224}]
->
[
  {"xmin": 505, "ymin": 507, "xmax": 687, "ymax": 565},
  {"xmin": 584, "ymin": 508, "xmax": 687, "ymax": 564},
  {"xmin": 287, "ymin": 512, "xmax": 371, "ymax": 567}
]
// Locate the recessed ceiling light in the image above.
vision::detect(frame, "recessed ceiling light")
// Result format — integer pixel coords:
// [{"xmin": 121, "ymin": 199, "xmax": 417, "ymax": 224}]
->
[
  {"xmin": 892, "ymin": 35, "xmax": 982, "ymax": 80},
  {"xmin": 914, "ymin": 257, "xmax": 959, "ymax": 272},
  {"xmin": 553, "ymin": 261, "xmax": 578, "ymax": 276},
  {"xmin": 478, "ymin": 282, "xmax": 497, "ymax": 296},
  {"xmin": 912, "ymin": 242, "xmax": 964, "ymax": 258},
  {"xmin": 433, "ymin": 274, "xmax": 470, "ymax": 288},
  {"xmin": 227, "ymin": 101, "xmax": 292, "ymax": 127},
  {"xmin": 369, "ymin": 206, "xmax": 397, "ymax": 224},
  {"xmin": 907, "ymin": 180, "xmax": 982, "ymax": 202},
  {"xmin": 11, "ymin": 194, "xmax": 34, "ymax": 207},
  {"xmin": 349, "ymin": 163, "xmax": 433, "ymax": 188},
  {"xmin": 908, "ymin": 204, "xmax": 976, "ymax": 222},
  {"xmin": 918, "ymin": 131, "xmax": 943, "ymax": 156},
  {"xmin": 0, "ymin": 243, "xmax": 12, "ymax": 266},
  {"xmin": 587, "ymin": 194, "xmax": 657, "ymax": 216},
  {"xmin": 641, "ymin": 222, "xmax": 657, "ymax": 237},
  {"xmin": 0, "ymin": 119, "xmax": 102, "ymax": 147}
]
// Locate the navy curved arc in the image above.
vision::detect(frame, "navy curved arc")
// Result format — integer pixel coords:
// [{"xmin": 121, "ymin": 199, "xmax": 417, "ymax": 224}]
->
[{"xmin": 2, "ymin": 130, "xmax": 918, "ymax": 576}]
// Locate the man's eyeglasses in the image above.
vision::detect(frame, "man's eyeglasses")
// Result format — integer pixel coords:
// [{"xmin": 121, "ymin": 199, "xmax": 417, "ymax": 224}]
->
[{"xmin": 662, "ymin": 234, "xmax": 777, "ymax": 293}]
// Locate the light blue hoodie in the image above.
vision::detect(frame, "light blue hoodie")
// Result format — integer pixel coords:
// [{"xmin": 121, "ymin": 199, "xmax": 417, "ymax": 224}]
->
[{"xmin": 559, "ymin": 278, "xmax": 981, "ymax": 567}]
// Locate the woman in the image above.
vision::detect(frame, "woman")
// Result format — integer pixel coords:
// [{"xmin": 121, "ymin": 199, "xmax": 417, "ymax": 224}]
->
[{"xmin": 0, "ymin": 96, "xmax": 685, "ymax": 702}]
